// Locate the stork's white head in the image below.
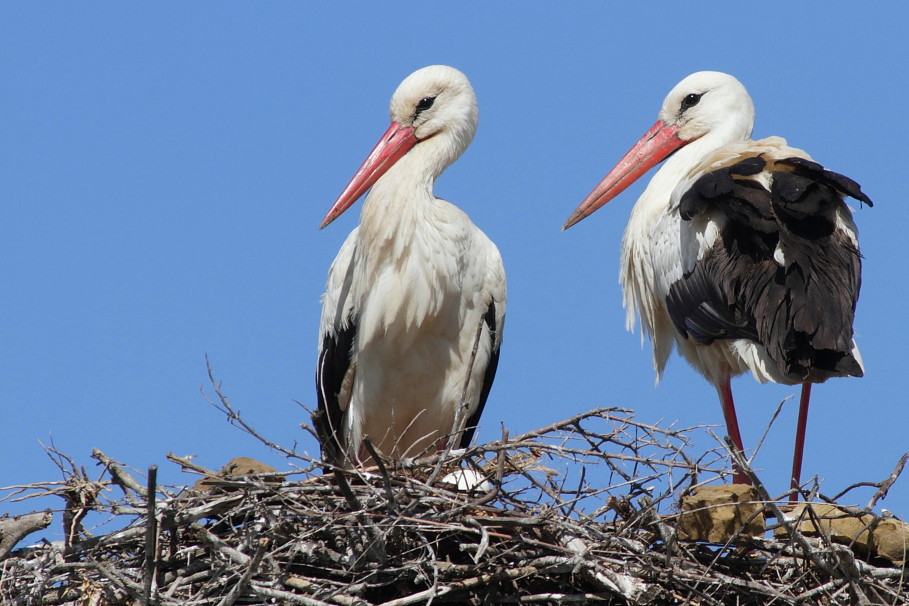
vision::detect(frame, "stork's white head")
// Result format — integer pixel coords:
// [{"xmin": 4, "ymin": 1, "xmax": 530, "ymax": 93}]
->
[
  {"xmin": 564, "ymin": 71, "xmax": 756, "ymax": 229},
  {"xmin": 321, "ymin": 65, "xmax": 478, "ymax": 229},
  {"xmin": 390, "ymin": 65, "xmax": 478, "ymax": 155},
  {"xmin": 658, "ymin": 71, "xmax": 754, "ymax": 145}
]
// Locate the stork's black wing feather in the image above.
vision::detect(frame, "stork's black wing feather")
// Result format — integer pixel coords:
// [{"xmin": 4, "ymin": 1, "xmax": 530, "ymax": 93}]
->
[
  {"xmin": 671, "ymin": 159, "xmax": 775, "ymax": 344},
  {"xmin": 668, "ymin": 154, "xmax": 869, "ymax": 382},
  {"xmin": 313, "ymin": 315, "xmax": 356, "ymax": 467},
  {"xmin": 460, "ymin": 301, "xmax": 500, "ymax": 448}
]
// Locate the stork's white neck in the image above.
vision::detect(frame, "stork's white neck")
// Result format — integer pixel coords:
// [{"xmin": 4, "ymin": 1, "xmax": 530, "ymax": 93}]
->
[
  {"xmin": 358, "ymin": 128, "xmax": 464, "ymax": 248},
  {"xmin": 351, "ymin": 133, "xmax": 473, "ymax": 342},
  {"xmin": 359, "ymin": 152, "xmax": 435, "ymax": 245},
  {"xmin": 640, "ymin": 119, "xmax": 751, "ymax": 216}
]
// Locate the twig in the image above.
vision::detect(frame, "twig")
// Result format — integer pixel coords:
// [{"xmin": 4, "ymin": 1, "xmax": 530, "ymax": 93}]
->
[
  {"xmin": 143, "ymin": 465, "xmax": 158, "ymax": 606},
  {"xmin": 165, "ymin": 452, "xmax": 217, "ymax": 477},
  {"xmin": 92, "ymin": 448, "xmax": 147, "ymax": 499},
  {"xmin": 3, "ymin": 408, "xmax": 906, "ymax": 605},
  {"xmin": 195, "ymin": 524, "xmax": 250, "ymax": 565},
  {"xmin": 725, "ymin": 436, "xmax": 840, "ymax": 578},
  {"xmin": 750, "ymin": 397, "xmax": 788, "ymax": 459},
  {"xmin": 362, "ymin": 437, "xmax": 399, "ymax": 515},
  {"xmin": 203, "ymin": 355, "xmax": 318, "ymax": 466},
  {"xmin": 216, "ymin": 538, "xmax": 268, "ymax": 606},
  {"xmin": 866, "ymin": 452, "xmax": 909, "ymax": 510},
  {"xmin": 425, "ymin": 316, "xmax": 486, "ymax": 490},
  {"xmin": 450, "ymin": 315, "xmax": 486, "ymax": 452},
  {"xmin": 0, "ymin": 510, "xmax": 53, "ymax": 559},
  {"xmin": 250, "ymin": 583, "xmax": 337, "ymax": 605}
]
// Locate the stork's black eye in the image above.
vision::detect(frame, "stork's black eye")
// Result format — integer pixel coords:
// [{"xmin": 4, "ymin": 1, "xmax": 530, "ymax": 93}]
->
[
  {"xmin": 681, "ymin": 93, "xmax": 702, "ymax": 111},
  {"xmin": 415, "ymin": 96, "xmax": 435, "ymax": 115}
]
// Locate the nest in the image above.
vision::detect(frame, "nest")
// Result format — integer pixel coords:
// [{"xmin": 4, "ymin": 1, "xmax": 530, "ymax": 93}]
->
[{"xmin": 2, "ymin": 391, "xmax": 908, "ymax": 605}]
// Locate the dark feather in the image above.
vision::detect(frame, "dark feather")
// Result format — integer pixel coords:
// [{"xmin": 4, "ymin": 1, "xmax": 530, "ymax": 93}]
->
[
  {"xmin": 668, "ymin": 154, "xmax": 869, "ymax": 383},
  {"xmin": 313, "ymin": 315, "xmax": 357, "ymax": 467},
  {"xmin": 460, "ymin": 301, "xmax": 500, "ymax": 448},
  {"xmin": 778, "ymin": 156, "xmax": 873, "ymax": 207},
  {"xmin": 666, "ymin": 266, "xmax": 757, "ymax": 344}
]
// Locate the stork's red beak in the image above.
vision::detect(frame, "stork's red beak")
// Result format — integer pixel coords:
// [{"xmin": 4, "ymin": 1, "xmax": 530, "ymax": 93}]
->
[
  {"xmin": 563, "ymin": 121, "xmax": 686, "ymax": 230},
  {"xmin": 320, "ymin": 122, "xmax": 419, "ymax": 229}
]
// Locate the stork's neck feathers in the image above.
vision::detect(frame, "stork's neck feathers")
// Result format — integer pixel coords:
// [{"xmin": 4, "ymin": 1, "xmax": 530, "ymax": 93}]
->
[
  {"xmin": 622, "ymin": 112, "xmax": 755, "ymax": 338},
  {"xmin": 359, "ymin": 127, "xmax": 467, "ymax": 248},
  {"xmin": 640, "ymin": 116, "xmax": 753, "ymax": 218},
  {"xmin": 352, "ymin": 127, "xmax": 475, "ymax": 339}
]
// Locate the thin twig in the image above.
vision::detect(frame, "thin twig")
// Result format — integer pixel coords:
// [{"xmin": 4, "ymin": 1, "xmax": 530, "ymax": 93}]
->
[
  {"xmin": 142, "ymin": 465, "xmax": 158, "ymax": 606},
  {"xmin": 866, "ymin": 452, "xmax": 909, "ymax": 510},
  {"xmin": 216, "ymin": 538, "xmax": 269, "ymax": 606},
  {"xmin": 92, "ymin": 448, "xmax": 147, "ymax": 499},
  {"xmin": 3, "ymin": 408, "xmax": 906, "ymax": 605}
]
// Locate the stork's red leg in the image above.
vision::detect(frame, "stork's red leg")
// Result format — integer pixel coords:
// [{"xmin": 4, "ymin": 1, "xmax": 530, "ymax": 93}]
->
[
  {"xmin": 790, "ymin": 383, "xmax": 812, "ymax": 502},
  {"xmin": 717, "ymin": 376, "xmax": 750, "ymax": 484}
]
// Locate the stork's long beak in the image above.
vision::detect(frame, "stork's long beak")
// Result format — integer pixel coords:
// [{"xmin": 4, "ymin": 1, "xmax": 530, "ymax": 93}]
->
[
  {"xmin": 563, "ymin": 121, "xmax": 686, "ymax": 230},
  {"xmin": 320, "ymin": 122, "xmax": 419, "ymax": 229}
]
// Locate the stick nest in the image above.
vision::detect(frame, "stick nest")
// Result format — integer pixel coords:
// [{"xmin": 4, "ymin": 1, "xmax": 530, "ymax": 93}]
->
[{"xmin": 2, "ymin": 404, "xmax": 907, "ymax": 605}]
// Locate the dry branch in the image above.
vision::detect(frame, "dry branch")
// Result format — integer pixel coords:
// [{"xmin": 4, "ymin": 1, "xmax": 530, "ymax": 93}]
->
[
  {"xmin": 0, "ymin": 511, "xmax": 53, "ymax": 559},
  {"xmin": 1, "ymin": 407, "xmax": 906, "ymax": 605}
]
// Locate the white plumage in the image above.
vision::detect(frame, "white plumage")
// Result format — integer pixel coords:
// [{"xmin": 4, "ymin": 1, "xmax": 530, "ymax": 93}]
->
[
  {"xmin": 315, "ymin": 65, "xmax": 506, "ymax": 468},
  {"xmin": 565, "ymin": 72, "xmax": 871, "ymax": 490}
]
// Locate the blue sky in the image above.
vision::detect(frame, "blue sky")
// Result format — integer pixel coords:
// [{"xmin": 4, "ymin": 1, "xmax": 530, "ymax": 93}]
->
[{"xmin": 3, "ymin": 4, "xmax": 907, "ymax": 530}]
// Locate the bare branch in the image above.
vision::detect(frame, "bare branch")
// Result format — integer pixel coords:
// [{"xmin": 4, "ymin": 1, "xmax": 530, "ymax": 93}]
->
[
  {"xmin": 0, "ymin": 511, "xmax": 53, "ymax": 559},
  {"xmin": 2, "ymin": 407, "xmax": 906, "ymax": 605}
]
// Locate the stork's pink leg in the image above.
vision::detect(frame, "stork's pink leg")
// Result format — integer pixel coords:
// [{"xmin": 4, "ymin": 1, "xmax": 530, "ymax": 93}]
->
[
  {"xmin": 790, "ymin": 383, "xmax": 812, "ymax": 502},
  {"xmin": 717, "ymin": 376, "xmax": 750, "ymax": 485}
]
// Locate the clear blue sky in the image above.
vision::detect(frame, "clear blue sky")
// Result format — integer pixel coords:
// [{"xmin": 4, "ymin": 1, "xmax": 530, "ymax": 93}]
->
[{"xmin": 3, "ymin": 4, "xmax": 907, "ymax": 530}]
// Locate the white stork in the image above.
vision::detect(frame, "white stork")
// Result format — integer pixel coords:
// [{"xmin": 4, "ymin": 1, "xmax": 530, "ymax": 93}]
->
[
  {"xmin": 564, "ymin": 71, "xmax": 872, "ymax": 490},
  {"xmin": 314, "ymin": 65, "xmax": 506, "ymax": 468}
]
